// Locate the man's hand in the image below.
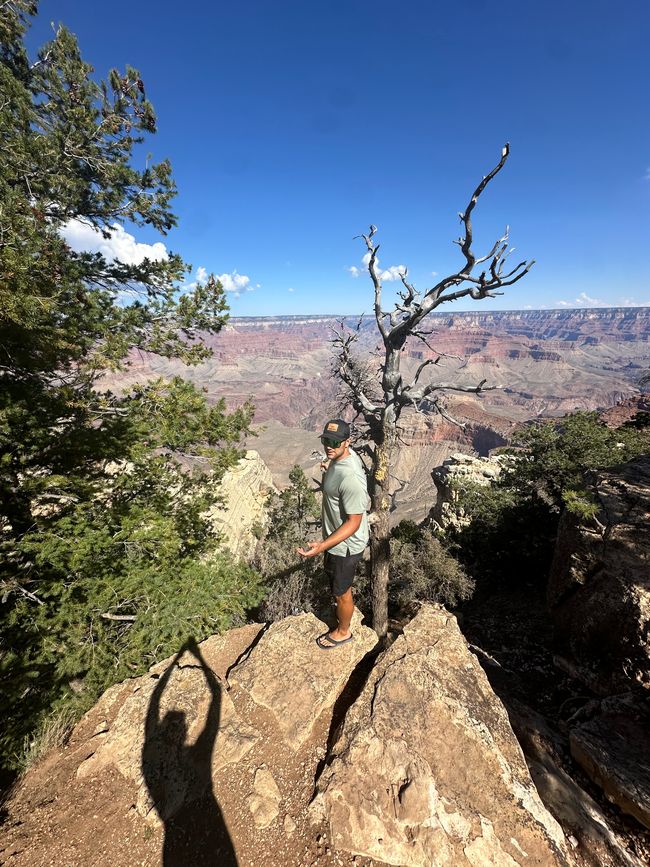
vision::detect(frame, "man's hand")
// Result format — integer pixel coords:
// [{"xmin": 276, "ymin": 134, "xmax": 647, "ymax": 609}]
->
[{"xmin": 297, "ymin": 541, "xmax": 322, "ymax": 559}]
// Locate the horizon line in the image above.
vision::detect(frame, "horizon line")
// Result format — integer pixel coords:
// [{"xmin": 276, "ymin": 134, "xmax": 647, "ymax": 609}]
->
[{"xmin": 229, "ymin": 305, "xmax": 650, "ymax": 321}]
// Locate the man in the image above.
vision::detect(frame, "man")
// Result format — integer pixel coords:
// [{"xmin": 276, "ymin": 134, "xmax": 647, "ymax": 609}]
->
[{"xmin": 297, "ymin": 419, "xmax": 370, "ymax": 649}]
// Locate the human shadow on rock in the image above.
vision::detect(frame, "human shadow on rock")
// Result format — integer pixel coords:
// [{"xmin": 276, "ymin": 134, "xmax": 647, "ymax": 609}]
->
[{"xmin": 142, "ymin": 637, "xmax": 237, "ymax": 867}]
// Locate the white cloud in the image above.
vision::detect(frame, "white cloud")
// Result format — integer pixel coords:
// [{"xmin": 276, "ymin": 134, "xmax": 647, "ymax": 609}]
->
[
  {"xmin": 555, "ymin": 291, "xmax": 605, "ymax": 308},
  {"xmin": 578, "ymin": 292, "xmax": 603, "ymax": 305},
  {"xmin": 216, "ymin": 270, "xmax": 256, "ymax": 298},
  {"xmin": 61, "ymin": 219, "xmax": 168, "ymax": 264},
  {"xmin": 288, "ymin": 287, "xmax": 295, "ymax": 292},
  {"xmin": 618, "ymin": 297, "xmax": 650, "ymax": 307},
  {"xmin": 195, "ymin": 266, "xmax": 208, "ymax": 283},
  {"xmin": 348, "ymin": 251, "xmax": 405, "ymax": 282},
  {"xmin": 553, "ymin": 293, "xmax": 650, "ymax": 309},
  {"xmin": 380, "ymin": 265, "xmax": 407, "ymax": 282},
  {"xmin": 431, "ymin": 271, "xmax": 438, "ymax": 277}
]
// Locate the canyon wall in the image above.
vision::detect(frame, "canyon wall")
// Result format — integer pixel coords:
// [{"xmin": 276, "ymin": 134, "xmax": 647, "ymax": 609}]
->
[{"xmin": 103, "ymin": 308, "xmax": 649, "ymax": 519}]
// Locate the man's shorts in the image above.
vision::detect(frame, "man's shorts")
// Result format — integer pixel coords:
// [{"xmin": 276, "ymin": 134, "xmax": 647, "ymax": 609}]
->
[{"xmin": 324, "ymin": 551, "xmax": 363, "ymax": 597}]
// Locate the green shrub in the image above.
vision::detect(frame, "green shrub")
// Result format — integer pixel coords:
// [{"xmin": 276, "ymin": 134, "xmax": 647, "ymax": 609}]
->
[
  {"xmin": 389, "ymin": 521, "xmax": 474, "ymax": 614},
  {"xmin": 445, "ymin": 412, "xmax": 649, "ymax": 590}
]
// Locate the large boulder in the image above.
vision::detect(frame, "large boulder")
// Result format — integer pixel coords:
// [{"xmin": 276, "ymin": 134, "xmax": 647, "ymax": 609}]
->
[
  {"xmin": 509, "ymin": 700, "xmax": 645, "ymax": 867},
  {"xmin": 430, "ymin": 452, "xmax": 510, "ymax": 530},
  {"xmin": 311, "ymin": 604, "xmax": 567, "ymax": 866},
  {"xmin": 228, "ymin": 609, "xmax": 378, "ymax": 749},
  {"xmin": 76, "ymin": 625, "xmax": 264, "ymax": 824},
  {"xmin": 569, "ymin": 694, "xmax": 650, "ymax": 831},
  {"xmin": 548, "ymin": 454, "xmax": 650, "ymax": 695}
]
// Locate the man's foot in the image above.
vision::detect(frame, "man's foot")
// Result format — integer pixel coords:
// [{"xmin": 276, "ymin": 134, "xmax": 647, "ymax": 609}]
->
[{"xmin": 316, "ymin": 631, "xmax": 354, "ymax": 650}]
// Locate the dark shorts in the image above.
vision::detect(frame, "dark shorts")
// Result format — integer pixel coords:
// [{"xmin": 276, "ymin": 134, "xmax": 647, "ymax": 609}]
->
[{"xmin": 324, "ymin": 551, "xmax": 363, "ymax": 597}]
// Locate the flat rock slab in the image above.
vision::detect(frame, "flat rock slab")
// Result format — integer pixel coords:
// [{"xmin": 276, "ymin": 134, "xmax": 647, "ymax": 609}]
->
[
  {"xmin": 311, "ymin": 604, "xmax": 568, "ymax": 867},
  {"xmin": 228, "ymin": 610, "xmax": 378, "ymax": 749},
  {"xmin": 570, "ymin": 696, "xmax": 650, "ymax": 830},
  {"xmin": 76, "ymin": 629, "xmax": 262, "ymax": 823}
]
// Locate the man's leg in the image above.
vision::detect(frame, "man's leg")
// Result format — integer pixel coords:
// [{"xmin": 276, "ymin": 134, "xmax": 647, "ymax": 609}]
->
[
  {"xmin": 318, "ymin": 552, "xmax": 362, "ymax": 646},
  {"xmin": 330, "ymin": 587, "xmax": 354, "ymax": 640}
]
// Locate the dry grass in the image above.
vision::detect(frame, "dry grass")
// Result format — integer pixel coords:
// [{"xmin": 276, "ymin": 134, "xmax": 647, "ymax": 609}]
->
[{"xmin": 20, "ymin": 706, "xmax": 77, "ymax": 773}]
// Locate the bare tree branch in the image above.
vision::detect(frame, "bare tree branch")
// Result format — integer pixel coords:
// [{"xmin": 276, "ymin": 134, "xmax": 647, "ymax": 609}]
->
[
  {"xmin": 339, "ymin": 145, "xmax": 532, "ymax": 637},
  {"xmin": 331, "ymin": 321, "xmax": 381, "ymax": 418},
  {"xmin": 356, "ymin": 225, "xmax": 389, "ymax": 341},
  {"xmin": 100, "ymin": 612, "xmax": 137, "ymax": 622}
]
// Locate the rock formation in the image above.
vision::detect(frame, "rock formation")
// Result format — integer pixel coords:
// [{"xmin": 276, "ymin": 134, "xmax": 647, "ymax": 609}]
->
[
  {"xmin": 548, "ymin": 454, "xmax": 650, "ymax": 833},
  {"xmin": 103, "ymin": 309, "xmax": 649, "ymax": 525},
  {"xmin": 311, "ymin": 605, "xmax": 567, "ymax": 866},
  {"xmin": 207, "ymin": 449, "xmax": 275, "ymax": 561},
  {"xmin": 548, "ymin": 454, "xmax": 650, "ymax": 696},
  {"xmin": 429, "ymin": 452, "xmax": 509, "ymax": 530},
  {"xmin": 569, "ymin": 695, "xmax": 650, "ymax": 832},
  {"xmin": 1, "ymin": 605, "xmax": 604, "ymax": 866}
]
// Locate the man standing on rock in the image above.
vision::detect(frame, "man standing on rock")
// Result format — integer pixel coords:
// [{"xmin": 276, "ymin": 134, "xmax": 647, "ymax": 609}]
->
[{"xmin": 297, "ymin": 419, "xmax": 370, "ymax": 649}]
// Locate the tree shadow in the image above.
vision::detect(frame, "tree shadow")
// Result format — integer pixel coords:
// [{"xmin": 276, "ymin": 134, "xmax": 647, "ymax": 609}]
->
[{"xmin": 142, "ymin": 637, "xmax": 237, "ymax": 866}]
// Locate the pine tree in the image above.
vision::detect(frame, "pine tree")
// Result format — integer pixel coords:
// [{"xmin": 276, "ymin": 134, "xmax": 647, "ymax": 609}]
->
[{"xmin": 0, "ymin": 3, "xmax": 262, "ymax": 771}]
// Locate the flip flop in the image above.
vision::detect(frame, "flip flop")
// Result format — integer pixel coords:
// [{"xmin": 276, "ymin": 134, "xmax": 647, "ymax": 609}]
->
[{"xmin": 316, "ymin": 632, "xmax": 354, "ymax": 650}]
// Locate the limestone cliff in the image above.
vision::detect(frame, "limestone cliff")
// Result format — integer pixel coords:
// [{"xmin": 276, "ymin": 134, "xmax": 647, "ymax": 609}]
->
[
  {"xmin": 429, "ymin": 452, "xmax": 510, "ymax": 530},
  {"xmin": 208, "ymin": 450, "xmax": 275, "ymax": 562},
  {"xmin": 548, "ymin": 455, "xmax": 650, "ymax": 833},
  {"xmin": 548, "ymin": 454, "xmax": 650, "ymax": 696}
]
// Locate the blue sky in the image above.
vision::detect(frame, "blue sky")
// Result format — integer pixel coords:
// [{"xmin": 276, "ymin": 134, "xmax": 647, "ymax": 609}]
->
[{"xmin": 30, "ymin": 0, "xmax": 650, "ymax": 315}]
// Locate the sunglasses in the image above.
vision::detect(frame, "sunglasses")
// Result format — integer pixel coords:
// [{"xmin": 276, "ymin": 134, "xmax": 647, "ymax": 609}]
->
[{"xmin": 321, "ymin": 436, "xmax": 342, "ymax": 449}]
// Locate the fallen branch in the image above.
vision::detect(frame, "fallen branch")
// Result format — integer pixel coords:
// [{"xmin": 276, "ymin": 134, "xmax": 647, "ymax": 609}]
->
[{"xmin": 100, "ymin": 612, "xmax": 136, "ymax": 622}]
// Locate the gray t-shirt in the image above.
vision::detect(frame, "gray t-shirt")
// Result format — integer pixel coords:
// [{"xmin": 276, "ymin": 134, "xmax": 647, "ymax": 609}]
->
[{"xmin": 322, "ymin": 448, "xmax": 370, "ymax": 556}]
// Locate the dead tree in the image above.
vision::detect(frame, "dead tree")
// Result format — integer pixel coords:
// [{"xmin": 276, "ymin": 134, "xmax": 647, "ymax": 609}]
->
[{"xmin": 333, "ymin": 144, "xmax": 534, "ymax": 639}]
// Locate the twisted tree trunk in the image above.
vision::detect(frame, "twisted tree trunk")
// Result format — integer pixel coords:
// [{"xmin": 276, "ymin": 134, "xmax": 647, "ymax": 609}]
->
[
  {"xmin": 369, "ymin": 414, "xmax": 397, "ymax": 639},
  {"xmin": 332, "ymin": 146, "xmax": 532, "ymax": 641}
]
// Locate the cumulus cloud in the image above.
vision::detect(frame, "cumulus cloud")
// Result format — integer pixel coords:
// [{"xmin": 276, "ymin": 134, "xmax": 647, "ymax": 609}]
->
[
  {"xmin": 215, "ymin": 270, "xmax": 256, "ymax": 298},
  {"xmin": 288, "ymin": 287, "xmax": 295, "ymax": 292},
  {"xmin": 348, "ymin": 251, "xmax": 406, "ymax": 282},
  {"xmin": 380, "ymin": 265, "xmax": 407, "ymax": 282},
  {"xmin": 61, "ymin": 219, "xmax": 168, "ymax": 264},
  {"xmin": 182, "ymin": 266, "xmax": 259, "ymax": 298}
]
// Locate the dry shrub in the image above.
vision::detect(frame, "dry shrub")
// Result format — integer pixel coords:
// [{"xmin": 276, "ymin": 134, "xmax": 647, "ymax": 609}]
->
[{"xmin": 389, "ymin": 522, "xmax": 474, "ymax": 615}]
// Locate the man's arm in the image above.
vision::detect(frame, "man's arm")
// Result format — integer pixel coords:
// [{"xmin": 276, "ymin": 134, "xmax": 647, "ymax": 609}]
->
[{"xmin": 297, "ymin": 513, "xmax": 362, "ymax": 559}]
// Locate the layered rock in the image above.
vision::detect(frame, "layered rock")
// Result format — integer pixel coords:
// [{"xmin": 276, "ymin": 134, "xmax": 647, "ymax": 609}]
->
[
  {"xmin": 311, "ymin": 605, "xmax": 567, "ymax": 866},
  {"xmin": 207, "ymin": 449, "xmax": 274, "ymax": 561},
  {"xmin": 76, "ymin": 625, "xmax": 264, "ymax": 824},
  {"xmin": 548, "ymin": 455, "xmax": 650, "ymax": 832},
  {"xmin": 569, "ymin": 695, "xmax": 650, "ymax": 831},
  {"xmin": 548, "ymin": 454, "xmax": 650, "ymax": 695},
  {"xmin": 6, "ymin": 601, "xmax": 649, "ymax": 865},
  {"xmin": 508, "ymin": 700, "xmax": 645, "ymax": 867},
  {"xmin": 430, "ymin": 452, "xmax": 510, "ymax": 530}
]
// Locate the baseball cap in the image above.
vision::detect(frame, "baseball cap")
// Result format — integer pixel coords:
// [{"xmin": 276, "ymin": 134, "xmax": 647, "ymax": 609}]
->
[{"xmin": 320, "ymin": 419, "xmax": 351, "ymax": 442}]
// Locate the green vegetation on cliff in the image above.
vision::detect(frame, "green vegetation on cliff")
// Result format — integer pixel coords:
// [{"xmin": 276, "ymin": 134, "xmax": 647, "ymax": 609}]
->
[
  {"xmin": 0, "ymin": 3, "xmax": 261, "ymax": 773},
  {"xmin": 446, "ymin": 411, "xmax": 649, "ymax": 588}
]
